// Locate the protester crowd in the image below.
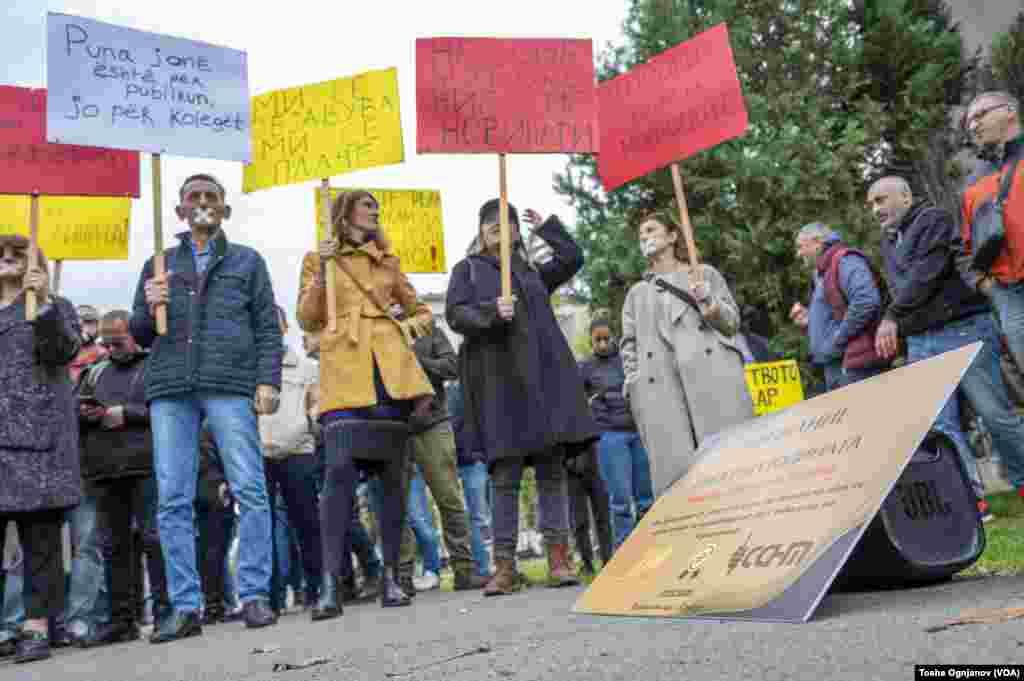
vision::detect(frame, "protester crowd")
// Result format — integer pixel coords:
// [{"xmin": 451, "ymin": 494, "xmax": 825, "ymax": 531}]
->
[{"xmin": 0, "ymin": 89, "xmax": 1022, "ymax": 665}]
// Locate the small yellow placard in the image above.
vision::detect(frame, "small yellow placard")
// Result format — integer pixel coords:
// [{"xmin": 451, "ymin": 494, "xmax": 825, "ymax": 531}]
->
[
  {"xmin": 244, "ymin": 68, "xmax": 404, "ymax": 193},
  {"xmin": 315, "ymin": 187, "xmax": 446, "ymax": 274},
  {"xmin": 745, "ymin": 360, "xmax": 804, "ymax": 416},
  {"xmin": 0, "ymin": 195, "xmax": 131, "ymax": 260}
]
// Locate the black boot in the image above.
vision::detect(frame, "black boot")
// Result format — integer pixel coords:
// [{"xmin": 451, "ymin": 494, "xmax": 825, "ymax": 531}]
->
[
  {"xmin": 397, "ymin": 562, "xmax": 416, "ymax": 600},
  {"xmin": 149, "ymin": 611, "xmax": 202, "ymax": 644},
  {"xmin": 311, "ymin": 575, "xmax": 342, "ymax": 622},
  {"xmin": 77, "ymin": 621, "xmax": 140, "ymax": 648},
  {"xmin": 380, "ymin": 566, "xmax": 411, "ymax": 608},
  {"xmin": 14, "ymin": 630, "xmax": 50, "ymax": 664}
]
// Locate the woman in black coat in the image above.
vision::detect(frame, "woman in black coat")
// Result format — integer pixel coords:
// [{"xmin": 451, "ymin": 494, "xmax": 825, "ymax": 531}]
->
[
  {"xmin": 0, "ymin": 236, "xmax": 81, "ymax": 664},
  {"xmin": 445, "ymin": 199, "xmax": 598, "ymax": 596}
]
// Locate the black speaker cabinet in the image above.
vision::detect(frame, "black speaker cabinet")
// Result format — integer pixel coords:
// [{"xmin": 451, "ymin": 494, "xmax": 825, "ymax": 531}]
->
[{"xmin": 831, "ymin": 431, "xmax": 986, "ymax": 591}]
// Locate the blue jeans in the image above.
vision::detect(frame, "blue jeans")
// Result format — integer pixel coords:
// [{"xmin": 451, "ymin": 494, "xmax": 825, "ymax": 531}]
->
[
  {"xmin": 823, "ymin": 362, "xmax": 884, "ymax": 392},
  {"xmin": 64, "ymin": 496, "xmax": 111, "ymax": 630},
  {"xmin": 406, "ymin": 465, "xmax": 442, "ymax": 574},
  {"xmin": 352, "ymin": 483, "xmax": 382, "ymax": 578},
  {"xmin": 2, "ymin": 562, "xmax": 24, "ymax": 637},
  {"xmin": 457, "ymin": 463, "xmax": 493, "ymax": 577},
  {"xmin": 151, "ymin": 393, "xmax": 272, "ymax": 612},
  {"xmin": 989, "ymin": 281, "xmax": 1024, "ymax": 381},
  {"xmin": 906, "ymin": 313, "xmax": 1024, "ymax": 492},
  {"xmin": 596, "ymin": 431, "xmax": 655, "ymax": 550}
]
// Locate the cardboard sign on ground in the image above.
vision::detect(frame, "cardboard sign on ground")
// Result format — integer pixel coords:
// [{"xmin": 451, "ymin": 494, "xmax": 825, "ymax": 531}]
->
[
  {"xmin": 314, "ymin": 187, "xmax": 445, "ymax": 273},
  {"xmin": 0, "ymin": 85, "xmax": 140, "ymax": 197},
  {"xmin": 45, "ymin": 13, "xmax": 251, "ymax": 162},
  {"xmin": 596, "ymin": 23, "xmax": 748, "ymax": 191},
  {"xmin": 574, "ymin": 343, "xmax": 980, "ymax": 623},
  {"xmin": 244, "ymin": 69, "xmax": 404, "ymax": 193},
  {"xmin": 415, "ymin": 38, "xmax": 598, "ymax": 154},
  {"xmin": 745, "ymin": 360, "xmax": 805, "ymax": 416},
  {"xmin": 0, "ymin": 194, "xmax": 130, "ymax": 260}
]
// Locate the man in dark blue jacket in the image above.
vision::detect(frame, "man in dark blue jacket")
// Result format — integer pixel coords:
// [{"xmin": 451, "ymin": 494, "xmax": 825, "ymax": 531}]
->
[
  {"xmin": 790, "ymin": 223, "xmax": 886, "ymax": 391},
  {"xmin": 869, "ymin": 175, "xmax": 1024, "ymax": 513},
  {"xmin": 130, "ymin": 174, "xmax": 282, "ymax": 643}
]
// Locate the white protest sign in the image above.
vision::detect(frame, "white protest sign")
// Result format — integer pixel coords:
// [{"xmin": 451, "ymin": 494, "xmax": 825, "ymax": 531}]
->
[{"xmin": 45, "ymin": 13, "xmax": 251, "ymax": 162}]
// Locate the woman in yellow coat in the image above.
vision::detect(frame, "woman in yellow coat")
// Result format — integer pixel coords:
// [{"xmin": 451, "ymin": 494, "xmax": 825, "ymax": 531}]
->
[{"xmin": 297, "ymin": 190, "xmax": 433, "ymax": 613}]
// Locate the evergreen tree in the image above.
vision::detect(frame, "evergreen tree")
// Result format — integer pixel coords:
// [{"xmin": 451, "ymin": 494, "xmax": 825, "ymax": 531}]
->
[
  {"xmin": 556, "ymin": 0, "xmax": 972, "ymax": 388},
  {"xmin": 988, "ymin": 5, "xmax": 1024, "ymax": 101}
]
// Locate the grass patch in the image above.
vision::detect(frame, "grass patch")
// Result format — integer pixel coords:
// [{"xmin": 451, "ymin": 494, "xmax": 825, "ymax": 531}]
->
[{"xmin": 960, "ymin": 491, "xmax": 1024, "ymax": 578}]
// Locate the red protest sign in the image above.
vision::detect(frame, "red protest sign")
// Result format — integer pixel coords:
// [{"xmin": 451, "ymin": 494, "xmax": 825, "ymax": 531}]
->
[
  {"xmin": 0, "ymin": 85, "xmax": 140, "ymax": 197},
  {"xmin": 416, "ymin": 38, "xmax": 598, "ymax": 154},
  {"xmin": 596, "ymin": 24, "xmax": 748, "ymax": 192}
]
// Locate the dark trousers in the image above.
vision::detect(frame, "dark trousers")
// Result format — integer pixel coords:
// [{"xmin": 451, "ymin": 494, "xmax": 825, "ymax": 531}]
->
[
  {"xmin": 266, "ymin": 454, "xmax": 323, "ymax": 609},
  {"xmin": 321, "ymin": 437, "xmax": 406, "ymax": 575},
  {"xmin": 0, "ymin": 509, "xmax": 65, "ymax": 621},
  {"xmin": 91, "ymin": 476, "xmax": 167, "ymax": 624},
  {"xmin": 567, "ymin": 471, "xmax": 613, "ymax": 568},
  {"xmin": 195, "ymin": 498, "xmax": 234, "ymax": 616}
]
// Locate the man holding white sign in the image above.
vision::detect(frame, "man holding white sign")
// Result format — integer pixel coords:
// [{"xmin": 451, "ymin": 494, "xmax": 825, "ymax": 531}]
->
[{"xmin": 130, "ymin": 175, "xmax": 282, "ymax": 642}]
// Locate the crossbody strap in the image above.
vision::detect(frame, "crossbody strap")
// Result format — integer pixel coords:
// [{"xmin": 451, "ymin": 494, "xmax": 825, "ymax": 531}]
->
[{"xmin": 333, "ymin": 256, "xmax": 415, "ymax": 345}]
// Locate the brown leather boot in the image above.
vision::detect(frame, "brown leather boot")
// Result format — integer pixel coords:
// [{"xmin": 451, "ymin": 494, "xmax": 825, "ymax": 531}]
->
[
  {"xmin": 483, "ymin": 559, "xmax": 523, "ymax": 597},
  {"xmin": 546, "ymin": 543, "xmax": 580, "ymax": 588}
]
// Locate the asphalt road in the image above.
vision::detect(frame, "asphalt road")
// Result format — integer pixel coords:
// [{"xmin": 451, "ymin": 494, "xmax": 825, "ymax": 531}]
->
[{"xmin": 3, "ymin": 575, "xmax": 1023, "ymax": 681}]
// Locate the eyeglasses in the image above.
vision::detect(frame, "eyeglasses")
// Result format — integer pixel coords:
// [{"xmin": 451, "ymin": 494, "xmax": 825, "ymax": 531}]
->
[{"xmin": 964, "ymin": 103, "xmax": 1010, "ymax": 129}]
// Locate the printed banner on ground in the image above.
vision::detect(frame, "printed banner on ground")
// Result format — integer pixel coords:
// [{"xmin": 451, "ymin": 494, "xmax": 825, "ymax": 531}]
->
[
  {"xmin": 574, "ymin": 344, "xmax": 980, "ymax": 623},
  {"xmin": 244, "ymin": 69, "xmax": 404, "ymax": 193},
  {"xmin": 45, "ymin": 13, "xmax": 251, "ymax": 162},
  {"xmin": 416, "ymin": 38, "xmax": 598, "ymax": 154},
  {"xmin": 315, "ymin": 187, "xmax": 445, "ymax": 273},
  {"xmin": 0, "ymin": 85, "xmax": 140, "ymax": 197},
  {"xmin": 596, "ymin": 23, "xmax": 748, "ymax": 191},
  {"xmin": 0, "ymin": 194, "xmax": 130, "ymax": 260},
  {"xmin": 745, "ymin": 360, "xmax": 804, "ymax": 416}
]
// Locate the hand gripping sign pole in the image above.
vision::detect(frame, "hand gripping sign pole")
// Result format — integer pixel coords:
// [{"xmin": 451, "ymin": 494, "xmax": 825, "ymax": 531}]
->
[
  {"xmin": 151, "ymin": 154, "xmax": 168, "ymax": 335},
  {"xmin": 321, "ymin": 178, "xmax": 338, "ymax": 333},
  {"xmin": 25, "ymin": 193, "xmax": 40, "ymax": 320}
]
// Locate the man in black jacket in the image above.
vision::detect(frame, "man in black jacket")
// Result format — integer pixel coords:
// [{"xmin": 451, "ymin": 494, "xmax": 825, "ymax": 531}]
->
[
  {"xmin": 76, "ymin": 310, "xmax": 168, "ymax": 648},
  {"xmin": 869, "ymin": 176, "xmax": 1024, "ymax": 515},
  {"xmin": 394, "ymin": 313, "xmax": 487, "ymax": 593},
  {"xmin": 130, "ymin": 174, "xmax": 282, "ymax": 642}
]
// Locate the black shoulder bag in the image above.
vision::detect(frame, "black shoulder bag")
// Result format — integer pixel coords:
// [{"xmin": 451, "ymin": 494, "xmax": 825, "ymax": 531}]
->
[
  {"xmin": 970, "ymin": 154, "xmax": 1020, "ymax": 273},
  {"xmin": 647, "ymin": 275, "xmax": 709, "ymax": 330}
]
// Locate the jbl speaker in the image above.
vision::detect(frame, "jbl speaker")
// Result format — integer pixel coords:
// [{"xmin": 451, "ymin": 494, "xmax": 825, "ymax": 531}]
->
[{"xmin": 831, "ymin": 431, "xmax": 985, "ymax": 591}]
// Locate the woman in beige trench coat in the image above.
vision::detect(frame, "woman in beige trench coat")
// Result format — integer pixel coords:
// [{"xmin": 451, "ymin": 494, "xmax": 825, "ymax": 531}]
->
[{"xmin": 621, "ymin": 213, "xmax": 753, "ymax": 497}]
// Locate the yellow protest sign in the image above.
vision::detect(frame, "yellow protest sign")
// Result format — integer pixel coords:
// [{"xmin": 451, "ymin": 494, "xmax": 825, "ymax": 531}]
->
[
  {"xmin": 315, "ymin": 187, "xmax": 446, "ymax": 274},
  {"xmin": 244, "ymin": 68, "xmax": 404, "ymax": 193},
  {"xmin": 0, "ymin": 195, "xmax": 130, "ymax": 260},
  {"xmin": 745, "ymin": 360, "xmax": 804, "ymax": 415}
]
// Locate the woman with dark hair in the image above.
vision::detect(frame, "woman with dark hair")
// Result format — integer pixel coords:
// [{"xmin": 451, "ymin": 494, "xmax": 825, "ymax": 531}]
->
[
  {"xmin": 0, "ymin": 235, "xmax": 82, "ymax": 663},
  {"xmin": 579, "ymin": 317, "xmax": 653, "ymax": 554},
  {"xmin": 446, "ymin": 199, "xmax": 599, "ymax": 596},
  {"xmin": 622, "ymin": 213, "xmax": 753, "ymax": 496},
  {"xmin": 297, "ymin": 190, "xmax": 434, "ymax": 613}
]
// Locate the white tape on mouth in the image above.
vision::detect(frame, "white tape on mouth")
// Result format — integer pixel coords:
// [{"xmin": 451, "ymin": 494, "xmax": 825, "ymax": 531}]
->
[{"xmin": 192, "ymin": 207, "xmax": 216, "ymax": 225}]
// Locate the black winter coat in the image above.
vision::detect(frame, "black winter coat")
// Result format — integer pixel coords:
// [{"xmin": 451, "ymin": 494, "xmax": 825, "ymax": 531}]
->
[
  {"xmin": 0, "ymin": 296, "xmax": 82, "ymax": 513},
  {"xmin": 130, "ymin": 230, "xmax": 283, "ymax": 402},
  {"xmin": 578, "ymin": 351, "xmax": 636, "ymax": 432},
  {"xmin": 408, "ymin": 325, "xmax": 458, "ymax": 434},
  {"xmin": 446, "ymin": 381, "xmax": 482, "ymax": 467},
  {"xmin": 880, "ymin": 202, "xmax": 989, "ymax": 337},
  {"xmin": 77, "ymin": 352, "xmax": 153, "ymax": 483},
  {"xmin": 445, "ymin": 217, "xmax": 599, "ymax": 465}
]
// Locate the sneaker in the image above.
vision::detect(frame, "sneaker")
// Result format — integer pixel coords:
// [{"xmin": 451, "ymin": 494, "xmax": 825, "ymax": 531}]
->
[
  {"xmin": 412, "ymin": 570, "xmax": 440, "ymax": 592},
  {"xmin": 978, "ymin": 500, "xmax": 995, "ymax": 524}
]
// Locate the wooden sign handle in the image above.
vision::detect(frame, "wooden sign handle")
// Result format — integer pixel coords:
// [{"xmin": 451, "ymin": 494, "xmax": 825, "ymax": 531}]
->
[
  {"xmin": 321, "ymin": 178, "xmax": 338, "ymax": 333},
  {"xmin": 152, "ymin": 153, "xmax": 168, "ymax": 335},
  {"xmin": 25, "ymin": 194, "xmax": 40, "ymax": 321},
  {"xmin": 52, "ymin": 260, "xmax": 63, "ymax": 295},
  {"xmin": 499, "ymin": 154, "xmax": 512, "ymax": 299},
  {"xmin": 671, "ymin": 163, "xmax": 701, "ymax": 279}
]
